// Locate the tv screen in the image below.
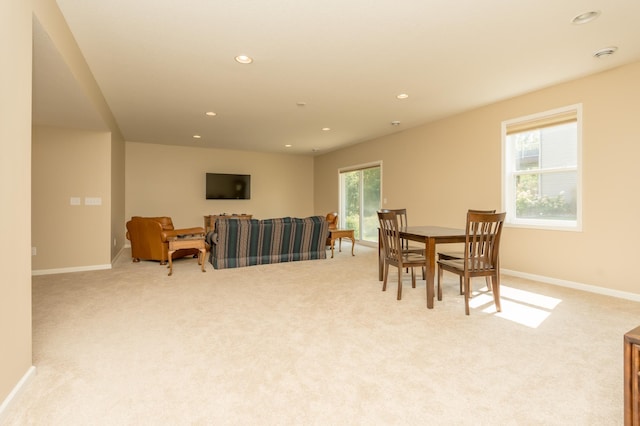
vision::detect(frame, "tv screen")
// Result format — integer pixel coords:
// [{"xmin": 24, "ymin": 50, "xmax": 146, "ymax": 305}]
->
[{"xmin": 206, "ymin": 173, "xmax": 251, "ymax": 200}]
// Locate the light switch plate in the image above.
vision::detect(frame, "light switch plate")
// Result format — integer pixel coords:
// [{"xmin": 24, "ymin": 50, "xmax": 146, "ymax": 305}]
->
[
  {"xmin": 70, "ymin": 197, "xmax": 81, "ymax": 206},
  {"xmin": 84, "ymin": 197, "xmax": 102, "ymax": 206}
]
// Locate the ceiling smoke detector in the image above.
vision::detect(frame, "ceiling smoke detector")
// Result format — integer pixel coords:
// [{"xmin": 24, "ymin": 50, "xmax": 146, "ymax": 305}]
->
[
  {"xmin": 593, "ymin": 46, "xmax": 618, "ymax": 58},
  {"xmin": 391, "ymin": 121, "xmax": 401, "ymax": 126}
]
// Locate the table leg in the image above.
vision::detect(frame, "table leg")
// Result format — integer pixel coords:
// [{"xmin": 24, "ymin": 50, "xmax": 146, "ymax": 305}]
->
[
  {"xmin": 199, "ymin": 248, "xmax": 206, "ymax": 272},
  {"xmin": 330, "ymin": 240, "xmax": 335, "ymax": 258},
  {"xmin": 425, "ymin": 238, "xmax": 435, "ymax": 309},
  {"xmin": 168, "ymin": 250, "xmax": 175, "ymax": 276},
  {"xmin": 350, "ymin": 236, "xmax": 355, "ymax": 256}
]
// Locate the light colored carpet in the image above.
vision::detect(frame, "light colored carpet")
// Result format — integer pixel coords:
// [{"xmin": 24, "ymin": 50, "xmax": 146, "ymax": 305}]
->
[{"xmin": 2, "ymin": 244, "xmax": 638, "ymax": 425}]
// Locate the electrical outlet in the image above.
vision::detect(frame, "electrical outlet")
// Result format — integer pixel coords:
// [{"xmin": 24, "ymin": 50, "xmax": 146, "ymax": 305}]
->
[
  {"xmin": 113, "ymin": 238, "xmax": 117, "ymax": 247},
  {"xmin": 32, "ymin": 247, "xmax": 37, "ymax": 256}
]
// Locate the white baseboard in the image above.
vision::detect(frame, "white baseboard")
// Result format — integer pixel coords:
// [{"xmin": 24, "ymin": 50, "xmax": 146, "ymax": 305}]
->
[
  {"xmin": 502, "ymin": 269, "xmax": 640, "ymax": 302},
  {"xmin": 112, "ymin": 246, "xmax": 127, "ymax": 264},
  {"xmin": 32, "ymin": 263, "xmax": 112, "ymax": 276},
  {"xmin": 32, "ymin": 246, "xmax": 130, "ymax": 276},
  {"xmin": 0, "ymin": 366, "xmax": 36, "ymax": 422}
]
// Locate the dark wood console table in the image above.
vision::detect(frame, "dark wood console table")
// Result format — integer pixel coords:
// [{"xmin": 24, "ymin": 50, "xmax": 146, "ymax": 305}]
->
[{"xmin": 203, "ymin": 214, "xmax": 252, "ymax": 233}]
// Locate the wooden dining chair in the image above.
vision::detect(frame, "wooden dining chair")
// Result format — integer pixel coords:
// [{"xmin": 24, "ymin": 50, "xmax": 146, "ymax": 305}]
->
[
  {"xmin": 437, "ymin": 209, "xmax": 496, "ymax": 295},
  {"xmin": 378, "ymin": 208, "xmax": 425, "ymax": 265},
  {"xmin": 325, "ymin": 212, "xmax": 338, "ymax": 246},
  {"xmin": 437, "ymin": 211, "xmax": 506, "ymax": 315},
  {"xmin": 377, "ymin": 210, "xmax": 428, "ymax": 300}
]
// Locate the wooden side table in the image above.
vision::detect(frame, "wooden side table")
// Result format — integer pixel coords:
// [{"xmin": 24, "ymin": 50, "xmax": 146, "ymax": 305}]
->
[
  {"xmin": 625, "ymin": 325, "xmax": 640, "ymax": 425},
  {"xmin": 328, "ymin": 229, "xmax": 355, "ymax": 258},
  {"xmin": 167, "ymin": 235, "xmax": 206, "ymax": 276}
]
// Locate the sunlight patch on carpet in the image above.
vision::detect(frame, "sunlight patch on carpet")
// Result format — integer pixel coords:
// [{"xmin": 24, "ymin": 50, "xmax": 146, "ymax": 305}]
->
[{"xmin": 467, "ymin": 285, "xmax": 562, "ymax": 328}]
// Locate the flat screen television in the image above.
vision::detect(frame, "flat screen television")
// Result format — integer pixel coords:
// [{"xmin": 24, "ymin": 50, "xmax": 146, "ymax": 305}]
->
[{"xmin": 206, "ymin": 173, "xmax": 251, "ymax": 200}]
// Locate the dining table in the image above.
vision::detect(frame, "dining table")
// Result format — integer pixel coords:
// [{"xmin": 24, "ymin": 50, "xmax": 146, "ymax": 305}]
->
[{"xmin": 378, "ymin": 226, "xmax": 466, "ymax": 309}]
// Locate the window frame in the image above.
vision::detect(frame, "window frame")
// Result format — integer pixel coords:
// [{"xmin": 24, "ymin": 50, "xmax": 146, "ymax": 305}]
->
[{"xmin": 501, "ymin": 104, "xmax": 583, "ymax": 232}]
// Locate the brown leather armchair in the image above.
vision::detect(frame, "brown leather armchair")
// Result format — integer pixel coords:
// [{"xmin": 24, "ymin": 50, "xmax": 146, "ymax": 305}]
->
[{"xmin": 126, "ymin": 216, "xmax": 204, "ymax": 265}]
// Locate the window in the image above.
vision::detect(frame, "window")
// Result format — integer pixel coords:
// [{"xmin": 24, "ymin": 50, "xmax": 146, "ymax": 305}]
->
[
  {"xmin": 502, "ymin": 104, "xmax": 582, "ymax": 231},
  {"xmin": 339, "ymin": 163, "xmax": 381, "ymax": 243}
]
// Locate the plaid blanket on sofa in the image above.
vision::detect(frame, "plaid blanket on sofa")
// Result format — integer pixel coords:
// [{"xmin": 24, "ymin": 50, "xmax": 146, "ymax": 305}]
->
[{"xmin": 206, "ymin": 216, "xmax": 329, "ymax": 269}]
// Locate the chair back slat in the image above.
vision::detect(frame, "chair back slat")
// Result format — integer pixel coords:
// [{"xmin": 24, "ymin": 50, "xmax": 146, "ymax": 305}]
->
[
  {"xmin": 378, "ymin": 208, "xmax": 409, "ymax": 230},
  {"xmin": 464, "ymin": 212, "xmax": 506, "ymax": 273},
  {"xmin": 379, "ymin": 208, "xmax": 412, "ymax": 253},
  {"xmin": 377, "ymin": 210, "xmax": 402, "ymax": 262}
]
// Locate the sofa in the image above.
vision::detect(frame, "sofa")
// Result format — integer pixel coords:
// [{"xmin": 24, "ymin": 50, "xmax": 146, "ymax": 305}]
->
[
  {"xmin": 206, "ymin": 216, "xmax": 329, "ymax": 269},
  {"xmin": 126, "ymin": 216, "xmax": 205, "ymax": 264}
]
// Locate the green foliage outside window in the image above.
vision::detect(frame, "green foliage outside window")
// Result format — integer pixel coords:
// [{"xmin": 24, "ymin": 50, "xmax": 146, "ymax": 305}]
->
[
  {"xmin": 515, "ymin": 174, "xmax": 575, "ymax": 220},
  {"xmin": 342, "ymin": 167, "xmax": 381, "ymax": 240}
]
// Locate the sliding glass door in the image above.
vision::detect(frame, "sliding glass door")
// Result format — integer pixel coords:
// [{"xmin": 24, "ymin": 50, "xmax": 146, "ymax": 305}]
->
[{"xmin": 340, "ymin": 164, "xmax": 381, "ymax": 243}]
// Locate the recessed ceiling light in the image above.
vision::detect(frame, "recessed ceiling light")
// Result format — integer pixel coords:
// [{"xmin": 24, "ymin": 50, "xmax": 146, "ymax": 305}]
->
[
  {"xmin": 322, "ymin": 127, "xmax": 331, "ymax": 131},
  {"xmin": 571, "ymin": 10, "xmax": 600, "ymax": 25},
  {"xmin": 205, "ymin": 111, "xmax": 217, "ymax": 116},
  {"xmin": 285, "ymin": 144, "xmax": 292, "ymax": 148},
  {"xmin": 396, "ymin": 93, "xmax": 409, "ymax": 99},
  {"xmin": 193, "ymin": 134, "xmax": 202, "ymax": 139},
  {"xmin": 593, "ymin": 46, "xmax": 618, "ymax": 58},
  {"xmin": 235, "ymin": 55, "xmax": 253, "ymax": 64}
]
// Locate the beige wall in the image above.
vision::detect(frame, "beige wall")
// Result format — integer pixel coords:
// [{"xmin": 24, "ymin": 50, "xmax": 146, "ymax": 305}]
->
[
  {"xmin": 111, "ymin": 132, "xmax": 126, "ymax": 260},
  {"xmin": 126, "ymin": 142, "xmax": 315, "ymax": 228},
  {"xmin": 315, "ymin": 61, "xmax": 640, "ymax": 297},
  {"xmin": 0, "ymin": 0, "xmax": 33, "ymax": 408},
  {"xmin": 34, "ymin": 0, "xmax": 127, "ymax": 270},
  {"xmin": 32, "ymin": 126, "xmax": 112, "ymax": 271}
]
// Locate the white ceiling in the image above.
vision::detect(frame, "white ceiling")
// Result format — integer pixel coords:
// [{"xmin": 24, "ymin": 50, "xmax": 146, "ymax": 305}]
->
[{"xmin": 33, "ymin": 0, "xmax": 640, "ymax": 155}]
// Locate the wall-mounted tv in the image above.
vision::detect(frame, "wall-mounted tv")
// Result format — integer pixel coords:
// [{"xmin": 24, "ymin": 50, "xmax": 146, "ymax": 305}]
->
[{"xmin": 206, "ymin": 173, "xmax": 251, "ymax": 200}]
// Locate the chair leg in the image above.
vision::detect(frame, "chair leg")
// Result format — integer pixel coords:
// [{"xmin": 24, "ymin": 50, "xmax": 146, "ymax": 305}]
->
[
  {"xmin": 382, "ymin": 262, "xmax": 389, "ymax": 292},
  {"xmin": 411, "ymin": 268, "xmax": 416, "ymax": 288},
  {"xmin": 463, "ymin": 277, "xmax": 471, "ymax": 315},
  {"xmin": 397, "ymin": 266, "xmax": 403, "ymax": 300},
  {"xmin": 437, "ymin": 265, "xmax": 443, "ymax": 301},
  {"xmin": 460, "ymin": 277, "xmax": 474, "ymax": 296},
  {"xmin": 485, "ymin": 276, "xmax": 492, "ymax": 292},
  {"xmin": 492, "ymin": 274, "xmax": 501, "ymax": 312}
]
